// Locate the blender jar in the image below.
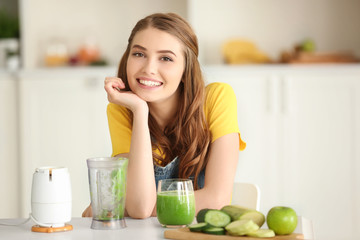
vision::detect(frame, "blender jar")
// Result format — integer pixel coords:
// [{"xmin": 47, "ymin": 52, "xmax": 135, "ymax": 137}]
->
[{"xmin": 87, "ymin": 157, "xmax": 128, "ymax": 230}]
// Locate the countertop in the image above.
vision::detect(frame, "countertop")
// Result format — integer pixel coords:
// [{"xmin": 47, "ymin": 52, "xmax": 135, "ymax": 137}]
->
[
  {"xmin": 0, "ymin": 216, "xmax": 314, "ymax": 240},
  {"xmin": 0, "ymin": 217, "xmax": 166, "ymax": 240}
]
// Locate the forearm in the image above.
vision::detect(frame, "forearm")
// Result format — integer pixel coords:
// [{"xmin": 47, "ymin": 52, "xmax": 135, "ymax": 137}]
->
[
  {"xmin": 193, "ymin": 187, "xmax": 232, "ymax": 214},
  {"xmin": 126, "ymin": 107, "xmax": 156, "ymax": 219},
  {"xmin": 193, "ymin": 133, "xmax": 239, "ymax": 214}
]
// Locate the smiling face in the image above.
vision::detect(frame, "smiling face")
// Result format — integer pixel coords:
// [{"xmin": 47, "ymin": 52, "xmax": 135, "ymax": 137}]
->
[{"xmin": 126, "ymin": 27, "xmax": 185, "ymax": 105}]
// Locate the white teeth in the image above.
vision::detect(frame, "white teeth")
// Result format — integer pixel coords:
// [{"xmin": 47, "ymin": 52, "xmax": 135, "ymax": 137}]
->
[{"xmin": 139, "ymin": 79, "xmax": 161, "ymax": 87}]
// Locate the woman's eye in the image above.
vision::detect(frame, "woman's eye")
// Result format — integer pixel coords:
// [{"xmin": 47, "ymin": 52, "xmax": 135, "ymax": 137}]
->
[
  {"xmin": 161, "ymin": 56, "xmax": 173, "ymax": 62},
  {"xmin": 133, "ymin": 52, "xmax": 144, "ymax": 57}
]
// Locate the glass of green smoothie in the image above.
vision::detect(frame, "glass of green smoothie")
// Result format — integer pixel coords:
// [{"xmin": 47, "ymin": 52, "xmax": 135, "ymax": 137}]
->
[{"xmin": 156, "ymin": 179, "xmax": 195, "ymax": 227}]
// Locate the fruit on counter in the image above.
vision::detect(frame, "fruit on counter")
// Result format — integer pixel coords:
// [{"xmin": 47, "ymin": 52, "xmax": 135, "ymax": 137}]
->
[
  {"xmin": 191, "ymin": 205, "xmax": 299, "ymax": 237},
  {"xmin": 221, "ymin": 205, "xmax": 265, "ymax": 227},
  {"xmin": 225, "ymin": 219, "xmax": 259, "ymax": 236},
  {"xmin": 222, "ymin": 39, "xmax": 271, "ymax": 64},
  {"xmin": 279, "ymin": 38, "xmax": 315, "ymax": 63},
  {"xmin": 77, "ymin": 45, "xmax": 100, "ymax": 64},
  {"xmin": 300, "ymin": 39, "xmax": 316, "ymax": 52},
  {"xmin": 196, "ymin": 209, "xmax": 231, "ymax": 227},
  {"xmin": 76, "ymin": 38, "xmax": 101, "ymax": 65},
  {"xmin": 266, "ymin": 206, "xmax": 298, "ymax": 235},
  {"xmin": 247, "ymin": 229, "xmax": 275, "ymax": 238}
]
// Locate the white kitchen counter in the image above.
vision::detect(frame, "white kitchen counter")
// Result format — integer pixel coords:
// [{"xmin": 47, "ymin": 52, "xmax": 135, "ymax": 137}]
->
[{"xmin": 2, "ymin": 63, "xmax": 360, "ymax": 80}]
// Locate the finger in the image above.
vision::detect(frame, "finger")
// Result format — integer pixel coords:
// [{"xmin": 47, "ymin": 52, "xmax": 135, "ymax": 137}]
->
[
  {"xmin": 105, "ymin": 77, "xmax": 125, "ymax": 89},
  {"xmin": 105, "ymin": 76, "xmax": 121, "ymax": 82},
  {"xmin": 104, "ymin": 81, "xmax": 122, "ymax": 93}
]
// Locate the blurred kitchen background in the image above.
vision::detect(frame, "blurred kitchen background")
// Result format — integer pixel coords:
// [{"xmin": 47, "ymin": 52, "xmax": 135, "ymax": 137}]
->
[{"xmin": 1, "ymin": 1, "xmax": 360, "ymax": 240}]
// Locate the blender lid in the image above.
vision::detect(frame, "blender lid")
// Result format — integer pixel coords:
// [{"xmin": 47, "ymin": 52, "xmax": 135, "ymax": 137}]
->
[
  {"xmin": 87, "ymin": 157, "xmax": 128, "ymax": 168},
  {"xmin": 35, "ymin": 166, "xmax": 68, "ymax": 172}
]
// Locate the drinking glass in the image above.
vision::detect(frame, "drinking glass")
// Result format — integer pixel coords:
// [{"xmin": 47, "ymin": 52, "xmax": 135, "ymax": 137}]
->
[
  {"xmin": 87, "ymin": 157, "xmax": 128, "ymax": 230},
  {"xmin": 156, "ymin": 179, "xmax": 195, "ymax": 227}
]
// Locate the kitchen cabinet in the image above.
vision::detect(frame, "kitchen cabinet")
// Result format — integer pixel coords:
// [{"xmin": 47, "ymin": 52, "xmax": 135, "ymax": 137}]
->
[
  {"xmin": 18, "ymin": 68, "xmax": 115, "ymax": 217},
  {"xmin": 0, "ymin": 72, "xmax": 20, "ymax": 218},
  {"xmin": 281, "ymin": 72, "xmax": 360, "ymax": 240},
  {"xmin": 202, "ymin": 65, "xmax": 360, "ymax": 240}
]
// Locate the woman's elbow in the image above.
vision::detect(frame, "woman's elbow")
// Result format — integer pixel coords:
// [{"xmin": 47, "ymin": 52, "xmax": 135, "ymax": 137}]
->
[
  {"xmin": 126, "ymin": 206, "xmax": 153, "ymax": 219},
  {"xmin": 210, "ymin": 193, "xmax": 232, "ymax": 210}
]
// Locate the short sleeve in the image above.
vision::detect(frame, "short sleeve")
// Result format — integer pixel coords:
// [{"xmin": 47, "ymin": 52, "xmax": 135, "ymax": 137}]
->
[
  {"xmin": 107, "ymin": 103, "xmax": 132, "ymax": 157},
  {"xmin": 204, "ymin": 82, "xmax": 246, "ymax": 151}
]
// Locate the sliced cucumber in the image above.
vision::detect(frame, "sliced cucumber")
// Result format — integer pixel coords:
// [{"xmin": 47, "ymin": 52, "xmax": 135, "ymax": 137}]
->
[
  {"xmin": 196, "ymin": 208, "xmax": 211, "ymax": 223},
  {"xmin": 225, "ymin": 219, "xmax": 259, "ymax": 236},
  {"xmin": 202, "ymin": 227, "xmax": 225, "ymax": 235},
  {"xmin": 247, "ymin": 229, "xmax": 275, "ymax": 238},
  {"xmin": 188, "ymin": 222, "xmax": 209, "ymax": 232},
  {"xmin": 204, "ymin": 209, "xmax": 231, "ymax": 227}
]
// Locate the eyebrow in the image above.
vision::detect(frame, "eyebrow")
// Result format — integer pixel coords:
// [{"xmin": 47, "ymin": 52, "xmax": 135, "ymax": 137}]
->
[{"xmin": 132, "ymin": 44, "xmax": 177, "ymax": 57}]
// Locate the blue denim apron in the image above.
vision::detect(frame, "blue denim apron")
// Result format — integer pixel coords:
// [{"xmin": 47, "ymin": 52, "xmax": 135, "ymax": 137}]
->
[{"xmin": 154, "ymin": 156, "xmax": 205, "ymax": 189}]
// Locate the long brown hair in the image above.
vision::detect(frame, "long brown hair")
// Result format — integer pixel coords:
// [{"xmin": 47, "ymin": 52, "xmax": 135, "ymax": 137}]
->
[{"xmin": 117, "ymin": 13, "xmax": 211, "ymax": 189}]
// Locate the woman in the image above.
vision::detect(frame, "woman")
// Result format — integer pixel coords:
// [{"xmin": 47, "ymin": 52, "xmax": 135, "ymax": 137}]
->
[{"xmin": 83, "ymin": 12, "xmax": 246, "ymax": 219}]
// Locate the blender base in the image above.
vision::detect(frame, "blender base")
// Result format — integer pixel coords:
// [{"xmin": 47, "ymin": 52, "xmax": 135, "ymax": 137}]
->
[
  {"xmin": 31, "ymin": 224, "xmax": 73, "ymax": 233},
  {"xmin": 91, "ymin": 219, "xmax": 126, "ymax": 230}
]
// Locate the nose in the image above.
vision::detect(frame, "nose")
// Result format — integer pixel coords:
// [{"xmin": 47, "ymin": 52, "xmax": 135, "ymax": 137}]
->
[{"xmin": 142, "ymin": 57, "xmax": 157, "ymax": 75}]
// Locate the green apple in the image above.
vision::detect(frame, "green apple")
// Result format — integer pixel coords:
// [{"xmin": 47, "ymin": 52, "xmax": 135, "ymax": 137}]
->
[
  {"xmin": 266, "ymin": 206, "xmax": 297, "ymax": 235},
  {"xmin": 301, "ymin": 39, "xmax": 316, "ymax": 52}
]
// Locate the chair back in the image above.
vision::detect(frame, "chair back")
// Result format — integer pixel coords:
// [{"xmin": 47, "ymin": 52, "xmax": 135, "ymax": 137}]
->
[{"xmin": 231, "ymin": 182, "xmax": 260, "ymax": 211}]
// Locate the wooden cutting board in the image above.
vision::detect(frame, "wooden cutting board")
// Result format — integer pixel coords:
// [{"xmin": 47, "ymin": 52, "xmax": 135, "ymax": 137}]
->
[{"xmin": 164, "ymin": 227, "xmax": 304, "ymax": 240}]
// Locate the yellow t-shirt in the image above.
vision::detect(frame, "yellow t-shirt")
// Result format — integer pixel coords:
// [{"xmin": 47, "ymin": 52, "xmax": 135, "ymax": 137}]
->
[{"xmin": 107, "ymin": 82, "xmax": 246, "ymax": 163}]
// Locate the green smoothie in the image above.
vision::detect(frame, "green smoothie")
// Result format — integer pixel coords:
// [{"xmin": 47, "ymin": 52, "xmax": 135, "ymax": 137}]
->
[{"xmin": 157, "ymin": 190, "xmax": 195, "ymax": 226}]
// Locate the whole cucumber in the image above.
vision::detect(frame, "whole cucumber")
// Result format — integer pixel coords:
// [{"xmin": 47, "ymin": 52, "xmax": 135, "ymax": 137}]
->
[{"xmin": 221, "ymin": 205, "xmax": 265, "ymax": 227}]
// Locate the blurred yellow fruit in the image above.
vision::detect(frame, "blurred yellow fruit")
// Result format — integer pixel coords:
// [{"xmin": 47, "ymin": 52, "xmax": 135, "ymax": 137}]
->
[{"xmin": 222, "ymin": 39, "xmax": 271, "ymax": 64}]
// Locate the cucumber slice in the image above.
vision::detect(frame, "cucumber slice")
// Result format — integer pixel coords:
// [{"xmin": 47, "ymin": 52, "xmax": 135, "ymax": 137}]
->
[
  {"xmin": 188, "ymin": 222, "xmax": 209, "ymax": 232},
  {"xmin": 196, "ymin": 208, "xmax": 211, "ymax": 223},
  {"xmin": 247, "ymin": 229, "xmax": 275, "ymax": 238},
  {"xmin": 225, "ymin": 219, "xmax": 259, "ymax": 236},
  {"xmin": 202, "ymin": 227, "xmax": 225, "ymax": 235},
  {"xmin": 204, "ymin": 210, "xmax": 231, "ymax": 227},
  {"xmin": 221, "ymin": 205, "xmax": 265, "ymax": 227}
]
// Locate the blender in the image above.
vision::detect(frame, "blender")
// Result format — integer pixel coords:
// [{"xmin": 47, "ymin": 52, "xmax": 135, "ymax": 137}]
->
[
  {"xmin": 87, "ymin": 157, "xmax": 128, "ymax": 230},
  {"xmin": 31, "ymin": 167, "xmax": 72, "ymax": 232}
]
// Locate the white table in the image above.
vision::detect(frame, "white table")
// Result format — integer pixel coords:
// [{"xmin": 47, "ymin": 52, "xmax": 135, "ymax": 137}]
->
[
  {"xmin": 0, "ymin": 217, "xmax": 166, "ymax": 240},
  {"xmin": 0, "ymin": 216, "xmax": 314, "ymax": 239}
]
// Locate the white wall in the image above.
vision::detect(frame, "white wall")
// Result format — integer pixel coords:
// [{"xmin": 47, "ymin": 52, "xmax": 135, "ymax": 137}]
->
[
  {"xmin": 189, "ymin": 0, "xmax": 360, "ymax": 64},
  {"xmin": 19, "ymin": 0, "xmax": 360, "ymax": 68},
  {"xmin": 0, "ymin": 73, "xmax": 19, "ymax": 218},
  {"xmin": 20, "ymin": 0, "xmax": 187, "ymax": 69}
]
